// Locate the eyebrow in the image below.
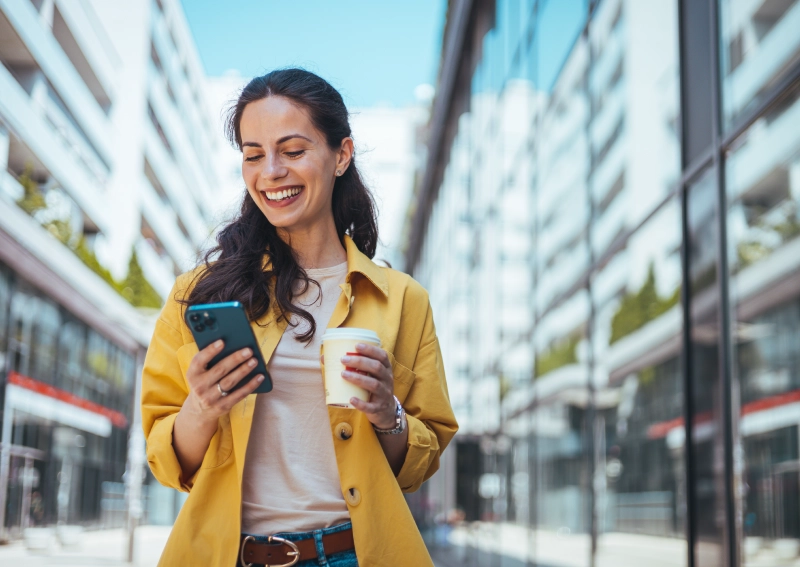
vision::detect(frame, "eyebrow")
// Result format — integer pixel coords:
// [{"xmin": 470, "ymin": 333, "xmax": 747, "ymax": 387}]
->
[{"xmin": 241, "ymin": 134, "xmax": 313, "ymax": 148}]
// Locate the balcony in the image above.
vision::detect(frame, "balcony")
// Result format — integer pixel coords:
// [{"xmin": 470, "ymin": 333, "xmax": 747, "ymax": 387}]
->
[
  {"xmin": 140, "ymin": 175, "xmax": 195, "ymax": 273},
  {"xmin": 726, "ymin": 0, "xmax": 800, "ymax": 117},
  {"xmin": 51, "ymin": 0, "xmax": 119, "ymax": 110},
  {"xmin": 0, "ymin": 0, "xmax": 112, "ymax": 164},
  {"xmin": 0, "ymin": 60, "xmax": 109, "ymax": 233}
]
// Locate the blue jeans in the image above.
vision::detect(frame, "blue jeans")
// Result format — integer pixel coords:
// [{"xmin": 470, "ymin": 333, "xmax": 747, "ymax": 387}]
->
[{"xmin": 239, "ymin": 521, "xmax": 358, "ymax": 567}]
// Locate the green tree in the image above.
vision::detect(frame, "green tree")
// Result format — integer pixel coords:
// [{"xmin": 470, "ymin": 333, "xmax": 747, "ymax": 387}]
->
[
  {"xmin": 610, "ymin": 263, "xmax": 680, "ymax": 344},
  {"xmin": 74, "ymin": 236, "xmax": 121, "ymax": 291},
  {"xmin": 120, "ymin": 251, "xmax": 162, "ymax": 308},
  {"xmin": 15, "ymin": 164, "xmax": 47, "ymax": 216},
  {"xmin": 535, "ymin": 335, "xmax": 579, "ymax": 378}
]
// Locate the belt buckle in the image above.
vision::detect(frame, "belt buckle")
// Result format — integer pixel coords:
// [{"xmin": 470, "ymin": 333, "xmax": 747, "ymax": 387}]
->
[{"xmin": 240, "ymin": 534, "xmax": 301, "ymax": 567}]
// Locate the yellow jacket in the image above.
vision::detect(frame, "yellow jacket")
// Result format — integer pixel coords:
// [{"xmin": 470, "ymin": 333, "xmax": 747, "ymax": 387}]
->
[{"xmin": 141, "ymin": 236, "xmax": 458, "ymax": 566}]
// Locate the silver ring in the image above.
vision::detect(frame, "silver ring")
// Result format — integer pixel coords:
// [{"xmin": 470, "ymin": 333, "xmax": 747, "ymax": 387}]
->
[{"xmin": 217, "ymin": 383, "xmax": 229, "ymax": 397}]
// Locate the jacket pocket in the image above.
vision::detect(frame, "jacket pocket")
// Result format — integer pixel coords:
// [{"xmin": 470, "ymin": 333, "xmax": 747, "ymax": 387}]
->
[
  {"xmin": 174, "ymin": 342, "xmax": 234, "ymax": 470},
  {"xmin": 388, "ymin": 351, "xmax": 417, "ymax": 404}
]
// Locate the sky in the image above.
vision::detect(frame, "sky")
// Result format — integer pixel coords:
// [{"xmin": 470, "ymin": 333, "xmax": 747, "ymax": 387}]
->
[{"xmin": 180, "ymin": 0, "xmax": 447, "ymax": 108}]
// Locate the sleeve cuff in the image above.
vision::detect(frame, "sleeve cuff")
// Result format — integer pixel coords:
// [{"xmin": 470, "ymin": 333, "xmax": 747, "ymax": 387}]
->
[
  {"xmin": 395, "ymin": 413, "xmax": 436, "ymax": 492},
  {"xmin": 146, "ymin": 413, "xmax": 199, "ymax": 493}
]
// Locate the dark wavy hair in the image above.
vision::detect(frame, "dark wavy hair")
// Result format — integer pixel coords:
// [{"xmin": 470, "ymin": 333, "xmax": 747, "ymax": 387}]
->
[{"xmin": 182, "ymin": 68, "xmax": 379, "ymax": 342}]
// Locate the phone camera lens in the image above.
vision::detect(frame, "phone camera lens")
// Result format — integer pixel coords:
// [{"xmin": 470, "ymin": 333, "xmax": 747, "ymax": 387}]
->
[
  {"xmin": 189, "ymin": 313, "xmax": 200, "ymax": 322},
  {"xmin": 205, "ymin": 315, "xmax": 216, "ymax": 325},
  {"xmin": 193, "ymin": 323, "xmax": 205, "ymax": 332}
]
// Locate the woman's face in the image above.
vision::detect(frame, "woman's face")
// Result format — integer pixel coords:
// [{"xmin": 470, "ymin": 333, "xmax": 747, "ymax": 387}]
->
[{"xmin": 239, "ymin": 96, "xmax": 351, "ymax": 235}]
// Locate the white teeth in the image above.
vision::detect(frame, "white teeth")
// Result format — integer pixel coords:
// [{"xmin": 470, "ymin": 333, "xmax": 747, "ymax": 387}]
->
[{"xmin": 266, "ymin": 187, "xmax": 301, "ymax": 201}]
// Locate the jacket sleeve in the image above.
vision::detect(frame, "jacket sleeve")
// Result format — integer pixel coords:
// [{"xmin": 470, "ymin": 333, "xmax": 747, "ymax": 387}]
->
[
  {"xmin": 395, "ymin": 299, "xmax": 458, "ymax": 493},
  {"xmin": 141, "ymin": 279, "xmax": 197, "ymax": 492}
]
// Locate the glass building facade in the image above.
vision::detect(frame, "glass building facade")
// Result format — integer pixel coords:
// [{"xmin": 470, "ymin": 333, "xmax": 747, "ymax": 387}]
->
[
  {"xmin": 405, "ymin": 0, "xmax": 800, "ymax": 565},
  {"xmin": 0, "ymin": 259, "xmax": 139, "ymax": 538}
]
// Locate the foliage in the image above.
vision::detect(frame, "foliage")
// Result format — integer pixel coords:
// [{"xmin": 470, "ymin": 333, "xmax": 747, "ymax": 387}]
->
[
  {"xmin": 736, "ymin": 206, "xmax": 800, "ymax": 270},
  {"xmin": 74, "ymin": 236, "xmax": 120, "ymax": 292},
  {"xmin": 610, "ymin": 263, "xmax": 680, "ymax": 345},
  {"xmin": 44, "ymin": 218, "xmax": 75, "ymax": 247},
  {"xmin": 13, "ymin": 166, "xmax": 163, "ymax": 309},
  {"xmin": 15, "ymin": 165, "xmax": 47, "ymax": 216},
  {"xmin": 534, "ymin": 335, "xmax": 579, "ymax": 378},
  {"xmin": 120, "ymin": 251, "xmax": 162, "ymax": 308},
  {"xmin": 499, "ymin": 374, "xmax": 512, "ymax": 401}
]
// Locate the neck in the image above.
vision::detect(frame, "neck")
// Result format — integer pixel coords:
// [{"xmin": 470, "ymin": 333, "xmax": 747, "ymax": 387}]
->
[{"xmin": 277, "ymin": 217, "xmax": 347, "ymax": 269}]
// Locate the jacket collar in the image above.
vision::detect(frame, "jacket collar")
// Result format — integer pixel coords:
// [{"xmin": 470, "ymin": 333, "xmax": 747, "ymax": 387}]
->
[
  {"xmin": 259, "ymin": 234, "xmax": 388, "ymax": 297},
  {"xmin": 344, "ymin": 235, "xmax": 388, "ymax": 297}
]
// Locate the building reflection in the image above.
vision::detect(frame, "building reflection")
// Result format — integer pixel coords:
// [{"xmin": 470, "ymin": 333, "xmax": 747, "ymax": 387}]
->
[{"xmin": 405, "ymin": 0, "xmax": 800, "ymax": 565}]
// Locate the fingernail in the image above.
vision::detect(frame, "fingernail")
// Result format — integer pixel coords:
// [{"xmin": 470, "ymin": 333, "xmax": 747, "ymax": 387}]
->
[
  {"xmin": 215, "ymin": 340, "xmax": 224, "ymax": 348},
  {"xmin": 242, "ymin": 348, "xmax": 252, "ymax": 358},
  {"xmin": 356, "ymin": 343, "xmax": 366, "ymax": 350},
  {"xmin": 350, "ymin": 397, "xmax": 358, "ymax": 405},
  {"xmin": 257, "ymin": 374, "xmax": 264, "ymax": 382},
  {"xmin": 341, "ymin": 355, "xmax": 351, "ymax": 363},
  {"xmin": 248, "ymin": 359, "xmax": 257, "ymax": 367}
]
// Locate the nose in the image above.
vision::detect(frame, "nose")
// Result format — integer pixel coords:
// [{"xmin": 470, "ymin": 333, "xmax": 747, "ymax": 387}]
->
[{"xmin": 260, "ymin": 152, "xmax": 288, "ymax": 180}]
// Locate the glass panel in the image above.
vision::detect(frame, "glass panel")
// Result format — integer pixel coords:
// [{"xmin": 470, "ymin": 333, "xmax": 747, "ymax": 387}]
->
[
  {"xmin": 688, "ymin": 167, "xmax": 726, "ymax": 567},
  {"xmin": 0, "ymin": 264, "xmax": 10, "ymax": 352},
  {"xmin": 30, "ymin": 297, "xmax": 60, "ymax": 384},
  {"xmin": 9, "ymin": 288, "xmax": 35, "ymax": 377},
  {"xmin": 532, "ymin": 290, "xmax": 592, "ymax": 567},
  {"xmin": 592, "ymin": 198, "xmax": 686, "ymax": 565},
  {"xmin": 536, "ymin": 34, "xmax": 590, "ymax": 316},
  {"xmin": 57, "ymin": 319, "xmax": 86, "ymax": 397},
  {"xmin": 726, "ymin": 85, "xmax": 800, "ymax": 563},
  {"xmin": 719, "ymin": 0, "xmax": 800, "ymax": 130},
  {"xmin": 588, "ymin": 0, "xmax": 681, "ymax": 255}
]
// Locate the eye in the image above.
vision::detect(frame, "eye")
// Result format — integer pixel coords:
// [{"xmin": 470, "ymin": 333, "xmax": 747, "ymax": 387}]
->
[
  {"xmin": 285, "ymin": 150, "xmax": 305, "ymax": 158},
  {"xmin": 244, "ymin": 155, "xmax": 262, "ymax": 162}
]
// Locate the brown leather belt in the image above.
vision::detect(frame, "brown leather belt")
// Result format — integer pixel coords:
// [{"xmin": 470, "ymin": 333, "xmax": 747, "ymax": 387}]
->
[{"xmin": 239, "ymin": 527, "xmax": 355, "ymax": 567}]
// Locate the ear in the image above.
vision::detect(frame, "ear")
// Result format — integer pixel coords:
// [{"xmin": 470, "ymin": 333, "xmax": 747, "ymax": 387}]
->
[{"xmin": 335, "ymin": 137, "xmax": 354, "ymax": 177}]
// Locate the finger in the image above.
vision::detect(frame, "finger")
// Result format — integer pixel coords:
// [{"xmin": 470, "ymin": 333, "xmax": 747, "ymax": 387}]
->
[
  {"xmin": 190, "ymin": 340, "xmax": 225, "ymax": 374},
  {"xmin": 341, "ymin": 354, "xmax": 385, "ymax": 378},
  {"xmin": 218, "ymin": 357, "xmax": 259, "ymax": 392},
  {"xmin": 205, "ymin": 348, "xmax": 254, "ymax": 384},
  {"xmin": 220, "ymin": 374, "xmax": 265, "ymax": 409},
  {"xmin": 342, "ymin": 371, "xmax": 384, "ymax": 394},
  {"xmin": 354, "ymin": 343, "xmax": 390, "ymax": 368},
  {"xmin": 350, "ymin": 397, "xmax": 391, "ymax": 416}
]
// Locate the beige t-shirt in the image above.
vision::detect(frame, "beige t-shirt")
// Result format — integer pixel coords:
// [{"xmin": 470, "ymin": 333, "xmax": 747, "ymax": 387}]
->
[{"xmin": 241, "ymin": 261, "xmax": 350, "ymax": 535}]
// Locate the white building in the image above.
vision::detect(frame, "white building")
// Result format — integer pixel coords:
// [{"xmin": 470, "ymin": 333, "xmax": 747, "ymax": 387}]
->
[
  {"xmin": 1, "ymin": 0, "xmax": 221, "ymax": 297},
  {"xmin": 350, "ymin": 96, "xmax": 430, "ymax": 271},
  {"xmin": 0, "ymin": 0, "xmax": 222, "ymax": 535}
]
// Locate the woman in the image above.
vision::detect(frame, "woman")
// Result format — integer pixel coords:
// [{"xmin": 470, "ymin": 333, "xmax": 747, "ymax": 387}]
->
[{"xmin": 141, "ymin": 69, "xmax": 458, "ymax": 567}]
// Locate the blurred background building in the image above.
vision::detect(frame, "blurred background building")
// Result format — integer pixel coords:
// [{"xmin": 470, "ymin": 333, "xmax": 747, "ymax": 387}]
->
[
  {"xmin": 405, "ymin": 0, "xmax": 800, "ymax": 566},
  {"xmin": 0, "ymin": 0, "xmax": 223, "ymax": 539}
]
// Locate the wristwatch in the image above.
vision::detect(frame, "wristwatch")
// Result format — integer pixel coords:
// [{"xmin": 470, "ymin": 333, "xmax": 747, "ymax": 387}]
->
[{"xmin": 373, "ymin": 395, "xmax": 406, "ymax": 435}]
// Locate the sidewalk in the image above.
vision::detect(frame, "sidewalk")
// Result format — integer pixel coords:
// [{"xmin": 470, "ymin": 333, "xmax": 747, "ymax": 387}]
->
[
  {"xmin": 437, "ymin": 522, "xmax": 800, "ymax": 567},
  {"xmin": 0, "ymin": 525, "xmax": 171, "ymax": 567}
]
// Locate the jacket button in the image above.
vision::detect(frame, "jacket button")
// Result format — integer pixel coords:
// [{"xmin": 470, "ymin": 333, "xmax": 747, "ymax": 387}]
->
[
  {"xmin": 336, "ymin": 422, "xmax": 353, "ymax": 440},
  {"xmin": 345, "ymin": 487, "xmax": 361, "ymax": 507}
]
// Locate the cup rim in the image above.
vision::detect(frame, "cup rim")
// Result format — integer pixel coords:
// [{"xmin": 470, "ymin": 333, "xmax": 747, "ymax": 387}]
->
[{"xmin": 321, "ymin": 328, "xmax": 380, "ymax": 343}]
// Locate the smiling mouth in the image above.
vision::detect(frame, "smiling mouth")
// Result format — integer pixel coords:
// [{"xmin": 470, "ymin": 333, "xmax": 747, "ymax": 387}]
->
[{"xmin": 263, "ymin": 186, "xmax": 303, "ymax": 202}]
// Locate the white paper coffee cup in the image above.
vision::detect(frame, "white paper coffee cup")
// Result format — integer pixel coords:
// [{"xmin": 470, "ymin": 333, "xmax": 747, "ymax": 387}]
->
[{"xmin": 321, "ymin": 328, "xmax": 381, "ymax": 408}]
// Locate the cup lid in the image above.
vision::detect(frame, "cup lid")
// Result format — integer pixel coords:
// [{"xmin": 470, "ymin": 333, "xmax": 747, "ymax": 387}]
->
[{"xmin": 321, "ymin": 328, "xmax": 380, "ymax": 344}]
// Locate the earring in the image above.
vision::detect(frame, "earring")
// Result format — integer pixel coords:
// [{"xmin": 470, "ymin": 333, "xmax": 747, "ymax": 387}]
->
[{"xmin": 336, "ymin": 170, "xmax": 341, "ymax": 176}]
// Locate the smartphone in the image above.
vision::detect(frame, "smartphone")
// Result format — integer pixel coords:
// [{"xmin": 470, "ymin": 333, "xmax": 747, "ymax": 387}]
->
[{"xmin": 184, "ymin": 301, "xmax": 273, "ymax": 394}]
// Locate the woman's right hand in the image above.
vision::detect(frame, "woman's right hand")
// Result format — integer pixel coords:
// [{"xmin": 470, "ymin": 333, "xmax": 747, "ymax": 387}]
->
[{"xmin": 182, "ymin": 339, "xmax": 265, "ymax": 423}]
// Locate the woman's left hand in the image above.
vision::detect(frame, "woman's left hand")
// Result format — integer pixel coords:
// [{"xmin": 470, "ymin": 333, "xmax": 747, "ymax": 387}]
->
[{"xmin": 340, "ymin": 343, "xmax": 396, "ymax": 429}]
